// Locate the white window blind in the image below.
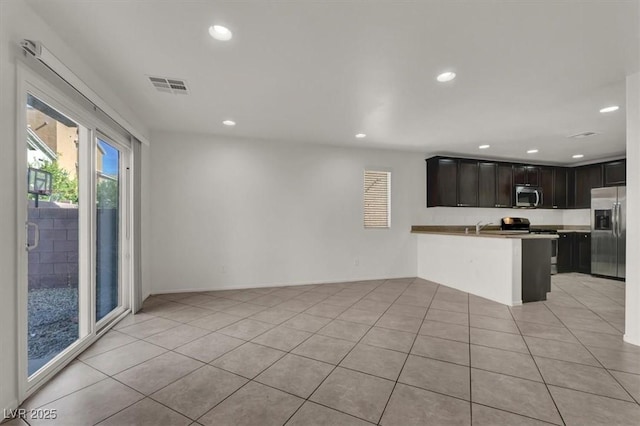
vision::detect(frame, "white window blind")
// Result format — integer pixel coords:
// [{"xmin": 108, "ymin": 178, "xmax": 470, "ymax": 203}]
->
[{"xmin": 364, "ymin": 170, "xmax": 391, "ymax": 228}]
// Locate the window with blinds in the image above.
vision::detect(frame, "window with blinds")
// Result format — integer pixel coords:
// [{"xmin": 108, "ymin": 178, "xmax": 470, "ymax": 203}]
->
[{"xmin": 364, "ymin": 170, "xmax": 391, "ymax": 228}]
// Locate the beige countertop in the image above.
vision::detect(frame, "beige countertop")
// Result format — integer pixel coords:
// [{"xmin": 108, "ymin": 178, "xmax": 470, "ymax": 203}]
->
[{"xmin": 411, "ymin": 225, "xmax": 563, "ymax": 239}]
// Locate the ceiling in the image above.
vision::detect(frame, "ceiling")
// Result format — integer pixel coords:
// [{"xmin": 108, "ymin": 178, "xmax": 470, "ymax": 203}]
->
[{"xmin": 26, "ymin": 0, "xmax": 638, "ymax": 165}]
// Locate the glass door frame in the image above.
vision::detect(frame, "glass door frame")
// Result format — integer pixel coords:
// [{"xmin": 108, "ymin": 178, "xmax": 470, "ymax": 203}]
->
[
  {"xmin": 16, "ymin": 63, "xmax": 133, "ymax": 401},
  {"xmin": 94, "ymin": 131, "xmax": 131, "ymax": 331}
]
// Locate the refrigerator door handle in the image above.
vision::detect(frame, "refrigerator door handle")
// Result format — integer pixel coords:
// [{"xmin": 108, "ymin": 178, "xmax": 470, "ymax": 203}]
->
[
  {"xmin": 617, "ymin": 202, "xmax": 622, "ymax": 238},
  {"xmin": 611, "ymin": 203, "xmax": 615, "ymax": 237},
  {"xmin": 613, "ymin": 203, "xmax": 619, "ymax": 238}
]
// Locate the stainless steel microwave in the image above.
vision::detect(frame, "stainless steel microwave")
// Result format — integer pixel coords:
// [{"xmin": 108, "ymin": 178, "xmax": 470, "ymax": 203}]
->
[{"xmin": 514, "ymin": 185, "xmax": 542, "ymax": 208}]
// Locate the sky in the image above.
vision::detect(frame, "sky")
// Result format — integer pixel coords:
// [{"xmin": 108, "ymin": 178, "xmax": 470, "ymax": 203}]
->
[{"xmin": 98, "ymin": 139, "xmax": 119, "ymax": 176}]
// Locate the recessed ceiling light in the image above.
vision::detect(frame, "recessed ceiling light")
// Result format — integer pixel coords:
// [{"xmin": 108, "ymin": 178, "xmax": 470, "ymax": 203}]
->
[
  {"xmin": 355, "ymin": 133, "xmax": 366, "ymax": 138},
  {"xmin": 478, "ymin": 144, "xmax": 490, "ymax": 149},
  {"xmin": 209, "ymin": 25, "xmax": 232, "ymax": 41},
  {"xmin": 572, "ymin": 154, "xmax": 584, "ymax": 159},
  {"xmin": 599, "ymin": 105, "xmax": 619, "ymax": 113},
  {"xmin": 222, "ymin": 120, "xmax": 236, "ymax": 126},
  {"xmin": 437, "ymin": 71, "xmax": 456, "ymax": 82},
  {"xmin": 527, "ymin": 149, "xmax": 538, "ymax": 154}
]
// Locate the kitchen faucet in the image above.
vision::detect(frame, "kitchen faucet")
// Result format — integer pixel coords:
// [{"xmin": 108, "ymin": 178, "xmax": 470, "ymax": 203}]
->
[{"xmin": 475, "ymin": 221, "xmax": 493, "ymax": 234}]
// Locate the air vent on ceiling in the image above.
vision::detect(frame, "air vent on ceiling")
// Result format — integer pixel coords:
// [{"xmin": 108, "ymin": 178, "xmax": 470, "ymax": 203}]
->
[
  {"xmin": 148, "ymin": 76, "xmax": 189, "ymax": 95},
  {"xmin": 568, "ymin": 131, "xmax": 598, "ymax": 139}
]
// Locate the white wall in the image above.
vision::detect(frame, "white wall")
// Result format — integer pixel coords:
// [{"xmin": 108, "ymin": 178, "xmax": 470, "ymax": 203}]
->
[
  {"xmin": 149, "ymin": 130, "xmax": 597, "ymax": 294},
  {"xmin": 0, "ymin": 0, "xmax": 148, "ymax": 412},
  {"xmin": 149, "ymin": 131, "xmax": 423, "ymax": 293},
  {"xmin": 625, "ymin": 72, "xmax": 640, "ymax": 346},
  {"xmin": 141, "ymin": 143, "xmax": 152, "ymax": 300}
]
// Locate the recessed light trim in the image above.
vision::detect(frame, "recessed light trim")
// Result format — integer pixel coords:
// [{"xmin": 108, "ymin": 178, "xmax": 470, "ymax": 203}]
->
[
  {"xmin": 222, "ymin": 120, "xmax": 236, "ymax": 126},
  {"xmin": 478, "ymin": 144, "xmax": 490, "ymax": 149},
  {"xmin": 437, "ymin": 71, "xmax": 456, "ymax": 82},
  {"xmin": 527, "ymin": 149, "xmax": 539, "ymax": 154},
  {"xmin": 355, "ymin": 133, "xmax": 366, "ymax": 138},
  {"xmin": 572, "ymin": 154, "xmax": 584, "ymax": 159},
  {"xmin": 599, "ymin": 105, "xmax": 619, "ymax": 113},
  {"xmin": 209, "ymin": 25, "xmax": 232, "ymax": 41}
]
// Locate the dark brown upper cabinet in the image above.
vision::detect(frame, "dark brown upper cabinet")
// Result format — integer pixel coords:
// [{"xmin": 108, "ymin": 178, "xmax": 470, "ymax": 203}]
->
[
  {"xmin": 513, "ymin": 165, "xmax": 540, "ymax": 186},
  {"xmin": 539, "ymin": 167, "xmax": 554, "ymax": 208},
  {"xmin": 496, "ymin": 164, "xmax": 513, "ymax": 207},
  {"xmin": 553, "ymin": 168, "xmax": 569, "ymax": 209},
  {"xmin": 574, "ymin": 164, "xmax": 603, "ymax": 208},
  {"xmin": 604, "ymin": 160, "xmax": 626, "ymax": 187},
  {"xmin": 426, "ymin": 156, "xmax": 624, "ymax": 209},
  {"xmin": 458, "ymin": 160, "xmax": 479, "ymax": 207},
  {"xmin": 478, "ymin": 162, "xmax": 497, "ymax": 207},
  {"xmin": 426, "ymin": 157, "xmax": 457, "ymax": 207}
]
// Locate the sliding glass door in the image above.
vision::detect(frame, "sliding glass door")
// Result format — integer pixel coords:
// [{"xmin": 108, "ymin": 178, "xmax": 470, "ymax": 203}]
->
[
  {"xmin": 19, "ymin": 72, "xmax": 132, "ymax": 397},
  {"xmin": 96, "ymin": 135, "xmax": 128, "ymax": 324},
  {"xmin": 25, "ymin": 93, "xmax": 86, "ymax": 376}
]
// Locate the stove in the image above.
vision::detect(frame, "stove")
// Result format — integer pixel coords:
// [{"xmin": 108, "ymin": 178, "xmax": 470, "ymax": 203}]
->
[{"xmin": 501, "ymin": 217, "xmax": 531, "ymax": 232}]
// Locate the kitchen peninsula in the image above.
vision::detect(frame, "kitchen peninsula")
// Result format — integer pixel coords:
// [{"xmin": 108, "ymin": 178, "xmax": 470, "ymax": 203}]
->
[{"xmin": 412, "ymin": 226, "xmax": 558, "ymax": 306}]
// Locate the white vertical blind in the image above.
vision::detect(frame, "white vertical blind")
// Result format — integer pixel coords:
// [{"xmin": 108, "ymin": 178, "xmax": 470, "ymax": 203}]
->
[{"xmin": 364, "ymin": 170, "xmax": 391, "ymax": 228}]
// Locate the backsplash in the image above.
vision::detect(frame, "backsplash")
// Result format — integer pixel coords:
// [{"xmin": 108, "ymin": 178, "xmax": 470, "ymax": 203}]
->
[
  {"xmin": 416, "ymin": 207, "xmax": 588, "ymax": 226},
  {"xmin": 562, "ymin": 209, "xmax": 591, "ymax": 226}
]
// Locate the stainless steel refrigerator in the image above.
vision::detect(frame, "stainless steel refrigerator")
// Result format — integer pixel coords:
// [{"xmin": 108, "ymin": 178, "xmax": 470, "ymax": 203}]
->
[{"xmin": 591, "ymin": 186, "xmax": 626, "ymax": 279}]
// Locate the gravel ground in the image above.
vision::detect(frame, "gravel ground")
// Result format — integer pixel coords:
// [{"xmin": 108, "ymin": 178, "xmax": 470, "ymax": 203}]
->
[{"xmin": 28, "ymin": 287, "xmax": 78, "ymax": 359}]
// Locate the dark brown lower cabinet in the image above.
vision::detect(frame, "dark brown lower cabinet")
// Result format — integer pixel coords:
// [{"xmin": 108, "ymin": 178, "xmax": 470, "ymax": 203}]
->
[
  {"xmin": 576, "ymin": 233, "xmax": 591, "ymax": 274},
  {"xmin": 522, "ymin": 239, "xmax": 551, "ymax": 302},
  {"xmin": 557, "ymin": 232, "xmax": 591, "ymax": 274}
]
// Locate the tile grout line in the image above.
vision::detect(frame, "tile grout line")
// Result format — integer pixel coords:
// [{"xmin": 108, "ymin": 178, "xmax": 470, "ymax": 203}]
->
[
  {"xmin": 375, "ymin": 281, "xmax": 440, "ymax": 425},
  {"xmin": 196, "ymin": 279, "xmax": 395, "ymax": 425},
  {"xmin": 507, "ymin": 304, "xmax": 566, "ymax": 425},
  {"xmin": 471, "ymin": 402, "xmax": 561, "ymax": 426},
  {"xmin": 280, "ymin": 279, "xmax": 419, "ymax": 426},
  {"xmin": 278, "ymin": 279, "xmax": 400, "ymax": 425},
  {"xmin": 115, "ymin": 284, "xmax": 342, "ymax": 423},
  {"xmin": 540, "ymin": 283, "xmax": 640, "ymax": 406},
  {"xmin": 148, "ymin": 297, "xmax": 308, "ymax": 417},
  {"xmin": 19, "ymin": 281, "xmax": 371, "ymax": 424},
  {"xmin": 555, "ymin": 275, "xmax": 625, "ymax": 308},
  {"xmin": 41, "ymin": 284, "xmax": 334, "ymax": 423},
  {"xmin": 549, "ymin": 278, "xmax": 625, "ymax": 332},
  {"xmin": 24, "ymin": 276, "xmax": 638, "ymax": 425}
]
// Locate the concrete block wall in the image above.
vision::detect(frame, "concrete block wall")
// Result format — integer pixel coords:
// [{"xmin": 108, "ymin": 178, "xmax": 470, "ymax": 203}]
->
[{"xmin": 27, "ymin": 207, "xmax": 78, "ymax": 289}]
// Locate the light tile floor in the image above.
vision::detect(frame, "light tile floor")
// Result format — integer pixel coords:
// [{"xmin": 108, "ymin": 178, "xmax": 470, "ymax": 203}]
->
[{"xmin": 13, "ymin": 273, "xmax": 640, "ymax": 425}]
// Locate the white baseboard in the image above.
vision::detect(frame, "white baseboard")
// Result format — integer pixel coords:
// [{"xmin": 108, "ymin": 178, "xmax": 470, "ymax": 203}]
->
[{"xmin": 150, "ymin": 275, "xmax": 416, "ymax": 295}]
